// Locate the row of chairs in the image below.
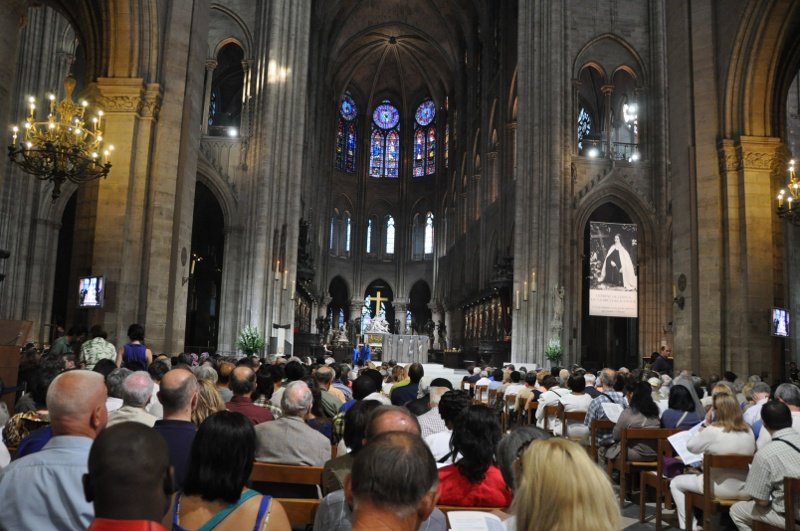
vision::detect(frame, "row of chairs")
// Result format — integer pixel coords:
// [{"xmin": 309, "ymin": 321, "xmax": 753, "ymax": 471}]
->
[
  {"xmin": 596, "ymin": 423, "xmax": 800, "ymax": 530},
  {"xmin": 247, "ymin": 462, "xmax": 510, "ymax": 529}
]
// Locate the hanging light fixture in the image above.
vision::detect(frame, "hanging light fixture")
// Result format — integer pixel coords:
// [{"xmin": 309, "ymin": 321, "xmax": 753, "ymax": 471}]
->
[
  {"xmin": 777, "ymin": 159, "xmax": 800, "ymax": 225},
  {"xmin": 8, "ymin": 75, "xmax": 113, "ymax": 201}
]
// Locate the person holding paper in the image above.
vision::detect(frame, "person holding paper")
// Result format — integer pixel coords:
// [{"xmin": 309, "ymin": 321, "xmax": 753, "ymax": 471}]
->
[
  {"xmin": 669, "ymin": 393, "xmax": 756, "ymax": 529},
  {"xmin": 583, "ymin": 369, "xmax": 627, "ymax": 450}
]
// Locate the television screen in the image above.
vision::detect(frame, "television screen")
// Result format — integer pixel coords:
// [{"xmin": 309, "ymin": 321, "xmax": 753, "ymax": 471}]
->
[
  {"xmin": 78, "ymin": 276, "xmax": 104, "ymax": 309},
  {"xmin": 771, "ymin": 307, "xmax": 790, "ymax": 337}
]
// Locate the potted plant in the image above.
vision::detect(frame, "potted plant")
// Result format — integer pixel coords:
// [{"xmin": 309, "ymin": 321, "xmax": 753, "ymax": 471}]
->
[
  {"xmin": 237, "ymin": 325, "xmax": 266, "ymax": 357},
  {"xmin": 544, "ymin": 336, "xmax": 563, "ymax": 366}
]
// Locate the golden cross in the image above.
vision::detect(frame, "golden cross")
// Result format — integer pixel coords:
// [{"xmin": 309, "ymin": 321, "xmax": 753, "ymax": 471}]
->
[{"xmin": 368, "ymin": 290, "xmax": 389, "ymax": 312}]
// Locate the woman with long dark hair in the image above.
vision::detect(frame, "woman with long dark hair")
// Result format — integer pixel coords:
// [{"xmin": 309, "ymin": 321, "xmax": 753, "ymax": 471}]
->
[
  {"xmin": 661, "ymin": 384, "xmax": 703, "ymax": 430},
  {"xmin": 168, "ymin": 411, "xmax": 290, "ymax": 530},
  {"xmin": 606, "ymin": 380, "xmax": 661, "ymax": 461},
  {"xmin": 436, "ymin": 404, "xmax": 512, "ymax": 507}
]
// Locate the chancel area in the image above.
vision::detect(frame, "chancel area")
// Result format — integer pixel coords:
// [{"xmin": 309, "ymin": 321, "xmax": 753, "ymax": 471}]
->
[{"xmin": 2, "ymin": 1, "xmax": 800, "ymax": 530}]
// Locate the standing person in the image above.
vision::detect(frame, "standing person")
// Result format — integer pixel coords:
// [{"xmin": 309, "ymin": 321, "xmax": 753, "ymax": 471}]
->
[
  {"xmin": 116, "ymin": 323, "xmax": 153, "ymax": 370},
  {"xmin": 50, "ymin": 325, "xmax": 88, "ymax": 356},
  {"xmin": 80, "ymin": 325, "xmax": 117, "ymax": 370}
]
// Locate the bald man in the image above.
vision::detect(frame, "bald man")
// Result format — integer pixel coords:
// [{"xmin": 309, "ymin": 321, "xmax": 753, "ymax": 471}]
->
[
  {"xmin": 154, "ymin": 368, "xmax": 199, "ymax": 490},
  {"xmin": 226, "ymin": 366, "xmax": 273, "ymax": 424},
  {"xmin": 0, "ymin": 370, "xmax": 108, "ymax": 529},
  {"xmin": 84, "ymin": 423, "xmax": 173, "ymax": 529},
  {"xmin": 314, "ymin": 405, "xmax": 447, "ymax": 531}
]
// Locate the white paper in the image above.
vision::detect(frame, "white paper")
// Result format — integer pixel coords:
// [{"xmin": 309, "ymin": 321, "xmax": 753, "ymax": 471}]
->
[
  {"xmin": 447, "ymin": 511, "xmax": 505, "ymax": 531},
  {"xmin": 601, "ymin": 402, "xmax": 624, "ymax": 423},
  {"xmin": 667, "ymin": 421, "xmax": 704, "ymax": 467}
]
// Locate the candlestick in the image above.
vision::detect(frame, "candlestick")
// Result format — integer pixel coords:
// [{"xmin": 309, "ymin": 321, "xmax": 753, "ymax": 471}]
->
[
  {"xmin": 282, "ymin": 269, "xmax": 288, "ymax": 290},
  {"xmin": 531, "ymin": 270, "xmax": 537, "ymax": 292},
  {"xmin": 274, "ymin": 260, "xmax": 280, "ymax": 281},
  {"xmin": 515, "ymin": 290, "xmax": 520, "ymax": 310},
  {"xmin": 523, "ymin": 281, "xmax": 528, "ymax": 301},
  {"xmin": 290, "ymin": 280, "xmax": 295, "ymax": 300}
]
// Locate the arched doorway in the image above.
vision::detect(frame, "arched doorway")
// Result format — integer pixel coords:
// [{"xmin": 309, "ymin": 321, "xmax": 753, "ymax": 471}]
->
[
  {"xmin": 184, "ymin": 182, "xmax": 225, "ymax": 353},
  {"xmin": 408, "ymin": 280, "xmax": 432, "ymax": 334},
  {"xmin": 581, "ymin": 202, "xmax": 639, "ymax": 369},
  {"xmin": 327, "ymin": 276, "xmax": 350, "ymax": 331},
  {"xmin": 364, "ymin": 279, "xmax": 395, "ymax": 333}
]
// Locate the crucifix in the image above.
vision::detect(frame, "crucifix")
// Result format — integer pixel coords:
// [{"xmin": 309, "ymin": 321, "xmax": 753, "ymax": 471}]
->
[{"xmin": 368, "ymin": 290, "xmax": 389, "ymax": 316}]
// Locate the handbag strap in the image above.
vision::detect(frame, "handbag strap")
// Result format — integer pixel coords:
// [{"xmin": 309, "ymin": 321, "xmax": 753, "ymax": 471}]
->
[
  {"xmin": 774, "ymin": 438, "xmax": 800, "ymax": 454},
  {"xmin": 677, "ymin": 411, "xmax": 689, "ymax": 426}
]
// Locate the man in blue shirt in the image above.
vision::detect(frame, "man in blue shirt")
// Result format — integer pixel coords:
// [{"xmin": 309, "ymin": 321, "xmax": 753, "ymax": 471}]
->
[
  {"xmin": 154, "ymin": 368, "xmax": 198, "ymax": 490},
  {"xmin": 0, "ymin": 370, "xmax": 108, "ymax": 529}
]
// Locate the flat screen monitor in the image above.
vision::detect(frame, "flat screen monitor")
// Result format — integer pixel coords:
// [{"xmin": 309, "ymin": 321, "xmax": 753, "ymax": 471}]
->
[
  {"xmin": 78, "ymin": 275, "xmax": 104, "ymax": 309},
  {"xmin": 771, "ymin": 307, "xmax": 790, "ymax": 337}
]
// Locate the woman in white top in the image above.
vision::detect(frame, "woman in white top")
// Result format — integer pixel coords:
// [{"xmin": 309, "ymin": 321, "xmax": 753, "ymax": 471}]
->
[
  {"xmin": 558, "ymin": 374, "xmax": 593, "ymax": 442},
  {"xmin": 534, "ymin": 375, "xmax": 569, "ymax": 434},
  {"xmin": 669, "ymin": 392, "xmax": 756, "ymax": 529}
]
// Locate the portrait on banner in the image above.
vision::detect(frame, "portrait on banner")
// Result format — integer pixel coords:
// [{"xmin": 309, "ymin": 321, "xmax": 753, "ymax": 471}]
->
[{"xmin": 588, "ymin": 222, "xmax": 638, "ymax": 318}]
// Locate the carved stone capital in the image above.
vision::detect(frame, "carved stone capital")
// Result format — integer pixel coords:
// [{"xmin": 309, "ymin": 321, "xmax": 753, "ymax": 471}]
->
[
  {"xmin": 738, "ymin": 135, "xmax": 783, "ymax": 172},
  {"xmin": 717, "ymin": 139, "xmax": 741, "ymax": 173},
  {"xmin": 205, "ymin": 59, "xmax": 218, "ymax": 71},
  {"xmin": 88, "ymin": 78, "xmax": 146, "ymax": 114},
  {"xmin": 140, "ymin": 83, "xmax": 163, "ymax": 119}
]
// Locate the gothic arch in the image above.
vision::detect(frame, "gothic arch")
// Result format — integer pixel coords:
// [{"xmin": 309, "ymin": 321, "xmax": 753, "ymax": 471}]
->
[
  {"xmin": 196, "ymin": 165, "xmax": 240, "ymax": 228},
  {"xmin": 573, "ymin": 33, "xmax": 647, "ymax": 85},
  {"xmin": 723, "ymin": 0, "xmax": 800, "ymax": 137},
  {"xmin": 209, "ymin": 4, "xmax": 254, "ymax": 57}
]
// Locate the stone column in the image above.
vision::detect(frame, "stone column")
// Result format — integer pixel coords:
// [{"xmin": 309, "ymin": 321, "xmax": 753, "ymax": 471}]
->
[
  {"xmin": 240, "ymin": 1, "xmax": 312, "ymax": 344},
  {"xmin": 394, "ymin": 301, "xmax": 408, "ymax": 334},
  {"xmin": 601, "ymin": 84, "xmax": 614, "ymax": 158},
  {"xmin": 200, "ymin": 59, "xmax": 216, "ymax": 135},
  {"xmin": 429, "ymin": 301, "xmax": 443, "ymax": 348},
  {"xmin": 0, "ymin": 0, "xmax": 26, "ymax": 195}
]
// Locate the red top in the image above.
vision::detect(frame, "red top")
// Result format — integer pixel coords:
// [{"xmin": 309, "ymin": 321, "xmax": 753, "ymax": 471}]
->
[
  {"xmin": 226, "ymin": 396, "xmax": 274, "ymax": 425},
  {"xmin": 436, "ymin": 463, "xmax": 513, "ymax": 507},
  {"xmin": 88, "ymin": 518, "xmax": 167, "ymax": 531}
]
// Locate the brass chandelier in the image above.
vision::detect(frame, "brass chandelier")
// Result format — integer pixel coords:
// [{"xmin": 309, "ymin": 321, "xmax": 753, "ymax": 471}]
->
[
  {"xmin": 777, "ymin": 159, "xmax": 800, "ymax": 225},
  {"xmin": 8, "ymin": 75, "xmax": 113, "ymax": 201}
]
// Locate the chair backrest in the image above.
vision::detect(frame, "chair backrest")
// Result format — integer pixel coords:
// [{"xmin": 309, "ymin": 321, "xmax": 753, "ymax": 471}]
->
[
  {"xmin": 701, "ymin": 453, "xmax": 753, "ymax": 500},
  {"xmin": 438, "ymin": 505, "xmax": 508, "ymax": 515},
  {"xmin": 558, "ymin": 403, "xmax": 587, "ymax": 437},
  {"xmin": 488, "ymin": 388, "xmax": 498, "ymax": 407},
  {"xmin": 474, "ymin": 385, "xmax": 489, "ymax": 403},
  {"xmin": 784, "ymin": 476, "xmax": 800, "ymax": 529},
  {"xmin": 250, "ymin": 462, "xmax": 324, "ymax": 486},
  {"xmin": 542, "ymin": 404, "xmax": 559, "ymax": 431},
  {"xmin": 590, "ymin": 418, "xmax": 615, "ymax": 461},
  {"xmin": 276, "ymin": 498, "xmax": 320, "ymax": 527}
]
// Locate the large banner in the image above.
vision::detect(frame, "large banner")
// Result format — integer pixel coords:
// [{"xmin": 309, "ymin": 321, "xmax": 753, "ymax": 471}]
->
[{"xmin": 588, "ymin": 222, "xmax": 638, "ymax": 318}]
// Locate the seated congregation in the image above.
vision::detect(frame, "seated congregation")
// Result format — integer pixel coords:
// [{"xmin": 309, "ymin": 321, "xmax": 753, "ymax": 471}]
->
[{"xmin": 1, "ymin": 333, "xmax": 800, "ymax": 530}]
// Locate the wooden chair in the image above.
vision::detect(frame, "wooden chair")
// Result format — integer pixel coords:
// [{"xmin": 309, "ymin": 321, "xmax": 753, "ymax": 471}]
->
[
  {"xmin": 558, "ymin": 403, "xmax": 587, "ymax": 439},
  {"xmin": 276, "ymin": 498, "xmax": 319, "ymax": 529},
  {"xmin": 541, "ymin": 404, "xmax": 559, "ymax": 432},
  {"xmin": 502, "ymin": 394, "xmax": 518, "ymax": 431},
  {"xmin": 590, "ymin": 418, "xmax": 615, "ymax": 462},
  {"xmin": 474, "ymin": 384, "xmax": 489, "ymax": 404},
  {"xmin": 487, "ymin": 388, "xmax": 498, "ymax": 408},
  {"xmin": 249, "ymin": 462, "xmax": 324, "ymax": 499},
  {"xmin": 638, "ymin": 429, "xmax": 681, "ymax": 531},
  {"xmin": 751, "ymin": 476, "xmax": 800, "ymax": 531},
  {"xmin": 685, "ymin": 453, "xmax": 754, "ymax": 530},
  {"xmin": 606, "ymin": 427, "xmax": 661, "ymax": 508}
]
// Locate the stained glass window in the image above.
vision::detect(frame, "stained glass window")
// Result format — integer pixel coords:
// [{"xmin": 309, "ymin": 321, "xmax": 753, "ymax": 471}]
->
[
  {"xmin": 386, "ymin": 215, "xmax": 395, "ymax": 254},
  {"xmin": 578, "ymin": 107, "xmax": 591, "ymax": 153},
  {"xmin": 335, "ymin": 94, "xmax": 357, "ymax": 173},
  {"xmin": 329, "ymin": 216, "xmax": 336, "ymax": 250},
  {"xmin": 424, "ymin": 212, "xmax": 434, "ymax": 254},
  {"xmin": 413, "ymin": 99, "xmax": 436, "ymax": 177},
  {"xmin": 370, "ymin": 100, "xmax": 400, "ymax": 178}
]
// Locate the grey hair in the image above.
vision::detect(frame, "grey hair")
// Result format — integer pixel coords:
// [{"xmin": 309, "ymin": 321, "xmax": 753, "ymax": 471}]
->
[
  {"xmin": 599, "ymin": 369, "xmax": 615, "ymax": 388},
  {"xmin": 315, "ymin": 366, "xmax": 334, "ymax": 384},
  {"xmin": 752, "ymin": 382, "xmax": 771, "ymax": 396},
  {"xmin": 281, "ymin": 380, "xmax": 313, "ymax": 416},
  {"xmin": 121, "ymin": 371, "xmax": 154, "ymax": 408},
  {"xmin": 193, "ymin": 365, "xmax": 218, "ymax": 384},
  {"xmin": 776, "ymin": 383, "xmax": 800, "ymax": 407},
  {"xmin": 106, "ymin": 368, "xmax": 133, "ymax": 399},
  {"xmin": 496, "ymin": 426, "xmax": 552, "ymax": 490},
  {"xmin": 584, "ymin": 373, "xmax": 596, "ymax": 387}
]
